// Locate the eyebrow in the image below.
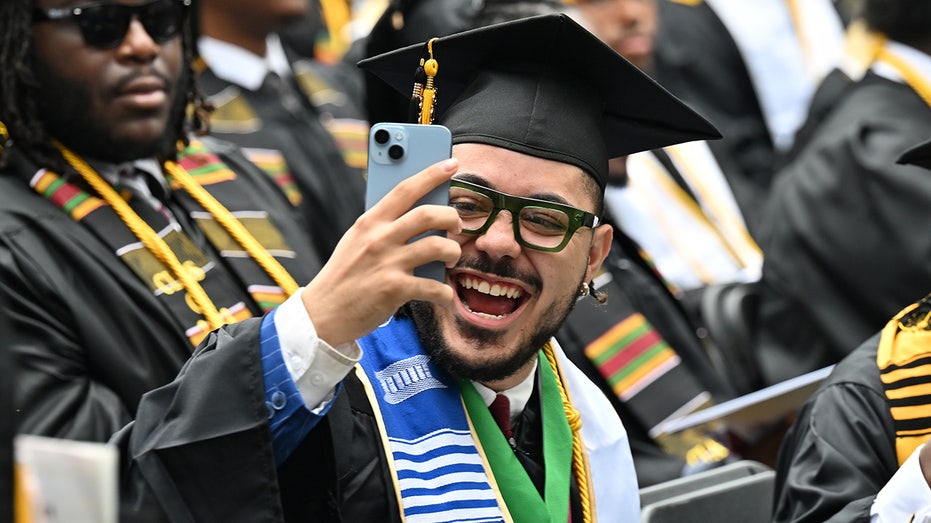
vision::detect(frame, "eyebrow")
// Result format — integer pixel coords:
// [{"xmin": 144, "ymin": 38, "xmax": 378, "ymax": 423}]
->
[{"xmin": 452, "ymin": 173, "xmax": 575, "ymax": 206}]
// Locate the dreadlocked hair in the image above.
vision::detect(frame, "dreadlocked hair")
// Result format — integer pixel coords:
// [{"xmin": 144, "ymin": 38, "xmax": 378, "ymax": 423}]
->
[{"xmin": 0, "ymin": 0, "xmax": 213, "ymax": 171}]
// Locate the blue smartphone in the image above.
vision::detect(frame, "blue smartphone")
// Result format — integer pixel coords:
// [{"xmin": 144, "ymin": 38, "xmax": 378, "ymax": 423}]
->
[{"xmin": 366, "ymin": 122, "xmax": 452, "ymax": 282}]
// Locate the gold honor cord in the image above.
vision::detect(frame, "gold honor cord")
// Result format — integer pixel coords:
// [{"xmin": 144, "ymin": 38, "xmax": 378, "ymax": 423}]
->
[
  {"xmin": 542, "ymin": 342, "xmax": 595, "ymax": 523},
  {"xmin": 875, "ymin": 44, "xmax": 931, "ymax": 108},
  {"xmin": 58, "ymin": 143, "xmax": 299, "ymax": 332},
  {"xmin": 58, "ymin": 144, "xmax": 225, "ymax": 328},
  {"xmin": 162, "ymin": 161, "xmax": 300, "ymax": 295}
]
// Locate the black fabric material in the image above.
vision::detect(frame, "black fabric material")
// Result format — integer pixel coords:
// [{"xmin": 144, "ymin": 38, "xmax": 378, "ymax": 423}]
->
[
  {"xmin": 358, "ymin": 14, "xmax": 721, "ymax": 189},
  {"xmin": 557, "ymin": 228, "xmax": 733, "ymax": 487},
  {"xmin": 654, "ymin": 0, "xmax": 775, "ymax": 200},
  {"xmin": 773, "ymin": 333, "xmax": 893, "ymax": 523},
  {"xmin": 115, "ymin": 327, "xmax": 587, "ymax": 522},
  {"xmin": 898, "ymin": 137, "xmax": 931, "ymax": 169},
  {"xmin": 0, "ymin": 136, "xmax": 321, "ymax": 442},
  {"xmin": 778, "ymin": 67, "xmax": 855, "ymax": 170},
  {"xmin": 756, "ymin": 73, "xmax": 931, "ymax": 385}
]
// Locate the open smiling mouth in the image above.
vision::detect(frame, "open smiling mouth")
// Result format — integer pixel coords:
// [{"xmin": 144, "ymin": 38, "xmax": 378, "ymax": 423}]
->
[{"xmin": 456, "ymin": 274, "xmax": 530, "ymax": 320}]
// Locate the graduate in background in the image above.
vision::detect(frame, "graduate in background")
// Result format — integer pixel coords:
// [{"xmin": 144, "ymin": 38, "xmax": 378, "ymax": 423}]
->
[
  {"xmin": 773, "ymin": 137, "xmax": 931, "ymax": 523},
  {"xmin": 196, "ymin": 0, "xmax": 369, "ymax": 257},
  {"xmin": 755, "ymin": 0, "xmax": 931, "ymax": 386}
]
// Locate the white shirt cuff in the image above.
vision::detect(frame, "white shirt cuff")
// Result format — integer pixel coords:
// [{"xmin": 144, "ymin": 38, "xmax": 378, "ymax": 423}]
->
[{"xmin": 274, "ymin": 289, "xmax": 362, "ymax": 410}]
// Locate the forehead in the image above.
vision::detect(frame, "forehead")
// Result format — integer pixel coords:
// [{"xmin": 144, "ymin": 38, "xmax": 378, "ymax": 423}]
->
[{"xmin": 451, "ymin": 143, "xmax": 597, "ymax": 209}]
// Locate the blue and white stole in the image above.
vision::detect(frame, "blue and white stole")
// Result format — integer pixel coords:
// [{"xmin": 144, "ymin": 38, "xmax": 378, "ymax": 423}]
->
[{"xmin": 356, "ymin": 316, "xmax": 509, "ymax": 523}]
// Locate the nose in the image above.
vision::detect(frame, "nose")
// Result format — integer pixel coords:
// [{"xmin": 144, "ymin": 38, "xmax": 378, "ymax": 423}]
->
[
  {"xmin": 473, "ymin": 210, "xmax": 523, "ymax": 260},
  {"xmin": 116, "ymin": 18, "xmax": 160, "ymax": 63}
]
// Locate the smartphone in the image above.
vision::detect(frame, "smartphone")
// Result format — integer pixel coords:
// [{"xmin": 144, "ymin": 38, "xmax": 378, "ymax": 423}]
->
[{"xmin": 366, "ymin": 122, "xmax": 453, "ymax": 281}]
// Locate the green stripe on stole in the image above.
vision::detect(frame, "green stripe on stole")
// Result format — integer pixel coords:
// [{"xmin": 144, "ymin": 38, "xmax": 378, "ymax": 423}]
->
[{"xmin": 459, "ymin": 351, "xmax": 573, "ymax": 523}]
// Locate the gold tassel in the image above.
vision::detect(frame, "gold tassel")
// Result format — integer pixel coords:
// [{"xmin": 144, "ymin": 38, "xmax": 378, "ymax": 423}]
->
[{"xmin": 419, "ymin": 38, "xmax": 440, "ymax": 125}]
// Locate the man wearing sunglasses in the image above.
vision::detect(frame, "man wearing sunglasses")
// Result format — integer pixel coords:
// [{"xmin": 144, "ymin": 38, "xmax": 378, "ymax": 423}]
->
[
  {"xmin": 0, "ymin": 0, "xmax": 331, "ymax": 446},
  {"xmin": 106, "ymin": 14, "xmax": 720, "ymax": 521}
]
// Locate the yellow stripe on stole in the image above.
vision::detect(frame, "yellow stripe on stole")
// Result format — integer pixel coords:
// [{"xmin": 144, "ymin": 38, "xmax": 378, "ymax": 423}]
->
[{"xmin": 585, "ymin": 314, "xmax": 645, "ymax": 360}]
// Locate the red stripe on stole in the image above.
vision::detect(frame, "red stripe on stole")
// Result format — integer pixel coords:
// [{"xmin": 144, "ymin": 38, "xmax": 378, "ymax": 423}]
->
[
  {"xmin": 47, "ymin": 178, "xmax": 84, "ymax": 208},
  {"xmin": 597, "ymin": 328, "xmax": 665, "ymax": 378}
]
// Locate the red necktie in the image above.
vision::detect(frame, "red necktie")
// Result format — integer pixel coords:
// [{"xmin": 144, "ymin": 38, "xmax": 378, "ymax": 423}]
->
[{"xmin": 489, "ymin": 394, "xmax": 513, "ymax": 440}]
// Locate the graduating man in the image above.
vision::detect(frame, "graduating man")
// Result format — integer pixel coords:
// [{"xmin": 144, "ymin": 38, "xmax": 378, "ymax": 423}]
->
[
  {"xmin": 115, "ymin": 14, "xmax": 719, "ymax": 521},
  {"xmin": 0, "ymin": 0, "xmax": 324, "ymax": 441},
  {"xmin": 773, "ymin": 137, "xmax": 931, "ymax": 523}
]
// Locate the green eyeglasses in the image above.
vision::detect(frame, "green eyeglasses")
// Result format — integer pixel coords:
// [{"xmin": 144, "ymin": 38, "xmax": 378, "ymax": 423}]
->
[{"xmin": 449, "ymin": 179, "xmax": 601, "ymax": 252}]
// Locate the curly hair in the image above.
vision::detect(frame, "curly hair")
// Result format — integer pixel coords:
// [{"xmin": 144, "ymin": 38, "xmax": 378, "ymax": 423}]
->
[{"xmin": 0, "ymin": 0, "xmax": 211, "ymax": 171}]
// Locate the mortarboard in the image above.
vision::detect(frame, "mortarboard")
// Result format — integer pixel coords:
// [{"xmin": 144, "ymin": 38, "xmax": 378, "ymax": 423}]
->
[
  {"xmin": 358, "ymin": 13, "xmax": 721, "ymax": 190},
  {"xmin": 897, "ymin": 138, "xmax": 931, "ymax": 170}
]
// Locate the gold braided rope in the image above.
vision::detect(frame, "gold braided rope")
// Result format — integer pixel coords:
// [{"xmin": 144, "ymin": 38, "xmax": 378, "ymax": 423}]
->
[
  {"xmin": 162, "ymin": 161, "xmax": 300, "ymax": 295},
  {"xmin": 875, "ymin": 45, "xmax": 931, "ymax": 108},
  {"xmin": 542, "ymin": 342, "xmax": 594, "ymax": 523},
  {"xmin": 57, "ymin": 143, "xmax": 225, "ymax": 329}
]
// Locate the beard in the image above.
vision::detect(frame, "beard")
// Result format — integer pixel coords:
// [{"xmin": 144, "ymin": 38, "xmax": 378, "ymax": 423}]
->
[
  {"xmin": 408, "ymin": 254, "xmax": 585, "ymax": 384},
  {"xmin": 32, "ymin": 57, "xmax": 183, "ymax": 163}
]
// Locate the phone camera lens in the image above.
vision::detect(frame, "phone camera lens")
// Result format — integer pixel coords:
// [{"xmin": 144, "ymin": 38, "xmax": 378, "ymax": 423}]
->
[
  {"xmin": 374, "ymin": 129, "xmax": 390, "ymax": 144},
  {"xmin": 388, "ymin": 144, "xmax": 404, "ymax": 160}
]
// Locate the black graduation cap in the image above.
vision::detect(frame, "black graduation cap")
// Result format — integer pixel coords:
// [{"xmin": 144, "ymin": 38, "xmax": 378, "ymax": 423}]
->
[
  {"xmin": 897, "ymin": 138, "xmax": 931, "ymax": 170},
  {"xmin": 358, "ymin": 13, "xmax": 721, "ymax": 189}
]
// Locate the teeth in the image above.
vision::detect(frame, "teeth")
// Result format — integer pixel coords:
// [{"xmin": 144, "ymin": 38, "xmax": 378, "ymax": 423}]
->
[
  {"xmin": 458, "ymin": 276, "xmax": 523, "ymax": 299},
  {"xmin": 462, "ymin": 301, "xmax": 507, "ymax": 320}
]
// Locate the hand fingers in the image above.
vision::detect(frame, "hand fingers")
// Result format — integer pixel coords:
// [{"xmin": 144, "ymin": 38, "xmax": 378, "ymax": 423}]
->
[
  {"xmin": 390, "ymin": 204, "xmax": 461, "ymax": 242},
  {"xmin": 369, "ymin": 158, "xmax": 458, "ymax": 219}
]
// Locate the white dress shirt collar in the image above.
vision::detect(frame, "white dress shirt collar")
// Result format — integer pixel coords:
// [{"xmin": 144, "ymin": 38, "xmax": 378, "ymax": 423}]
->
[
  {"xmin": 198, "ymin": 33, "xmax": 292, "ymax": 91},
  {"xmin": 472, "ymin": 358, "xmax": 539, "ymax": 426}
]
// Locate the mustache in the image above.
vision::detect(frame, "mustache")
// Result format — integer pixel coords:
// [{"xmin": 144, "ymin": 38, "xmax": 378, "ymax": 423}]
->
[
  {"xmin": 455, "ymin": 253, "xmax": 542, "ymax": 293},
  {"xmin": 109, "ymin": 67, "xmax": 172, "ymax": 96}
]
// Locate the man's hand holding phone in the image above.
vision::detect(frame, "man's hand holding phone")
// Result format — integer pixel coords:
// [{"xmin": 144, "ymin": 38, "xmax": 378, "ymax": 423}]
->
[{"xmin": 301, "ymin": 133, "xmax": 461, "ymax": 347}]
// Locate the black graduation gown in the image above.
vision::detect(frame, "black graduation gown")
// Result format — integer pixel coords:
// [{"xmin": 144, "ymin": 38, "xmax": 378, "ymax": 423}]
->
[
  {"xmin": 0, "ymin": 137, "xmax": 322, "ymax": 442},
  {"xmin": 197, "ymin": 48, "xmax": 367, "ymax": 257},
  {"xmin": 756, "ymin": 73, "xmax": 931, "ymax": 385},
  {"xmin": 653, "ymin": 0, "xmax": 776, "ymax": 230},
  {"xmin": 115, "ymin": 319, "xmax": 583, "ymax": 522},
  {"xmin": 0, "ymin": 291, "xmax": 13, "ymax": 523},
  {"xmin": 557, "ymin": 230, "xmax": 735, "ymax": 487},
  {"xmin": 772, "ymin": 333, "xmax": 894, "ymax": 523}
]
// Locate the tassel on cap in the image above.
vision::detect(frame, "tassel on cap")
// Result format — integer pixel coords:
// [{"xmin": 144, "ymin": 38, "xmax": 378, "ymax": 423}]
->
[
  {"xmin": 408, "ymin": 56, "xmax": 427, "ymax": 123},
  {"xmin": 419, "ymin": 38, "xmax": 440, "ymax": 125}
]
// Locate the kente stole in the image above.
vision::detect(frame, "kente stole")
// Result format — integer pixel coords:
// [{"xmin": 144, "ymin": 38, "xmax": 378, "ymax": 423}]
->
[
  {"xmin": 356, "ymin": 316, "xmax": 573, "ymax": 523},
  {"xmin": 29, "ymin": 141, "xmax": 305, "ymax": 346},
  {"xmin": 877, "ymin": 295, "xmax": 931, "ymax": 466},
  {"xmin": 564, "ymin": 270, "xmax": 728, "ymax": 469}
]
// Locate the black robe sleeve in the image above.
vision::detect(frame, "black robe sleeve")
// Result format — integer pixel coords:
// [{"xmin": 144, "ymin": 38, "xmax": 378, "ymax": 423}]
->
[
  {"xmin": 114, "ymin": 319, "xmax": 285, "ymax": 523},
  {"xmin": 773, "ymin": 335, "xmax": 898, "ymax": 523},
  {"xmin": 756, "ymin": 75, "xmax": 931, "ymax": 384}
]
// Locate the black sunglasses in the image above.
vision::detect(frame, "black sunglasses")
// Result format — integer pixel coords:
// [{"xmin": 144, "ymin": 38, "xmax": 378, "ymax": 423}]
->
[{"xmin": 33, "ymin": 0, "xmax": 191, "ymax": 49}]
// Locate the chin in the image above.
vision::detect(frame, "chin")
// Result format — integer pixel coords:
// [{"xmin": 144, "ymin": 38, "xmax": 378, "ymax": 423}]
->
[{"xmin": 408, "ymin": 300, "xmax": 543, "ymax": 383}]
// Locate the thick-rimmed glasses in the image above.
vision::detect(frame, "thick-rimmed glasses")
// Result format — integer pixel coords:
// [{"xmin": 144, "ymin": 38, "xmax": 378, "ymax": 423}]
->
[
  {"xmin": 449, "ymin": 179, "xmax": 601, "ymax": 252},
  {"xmin": 33, "ymin": 0, "xmax": 191, "ymax": 49}
]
